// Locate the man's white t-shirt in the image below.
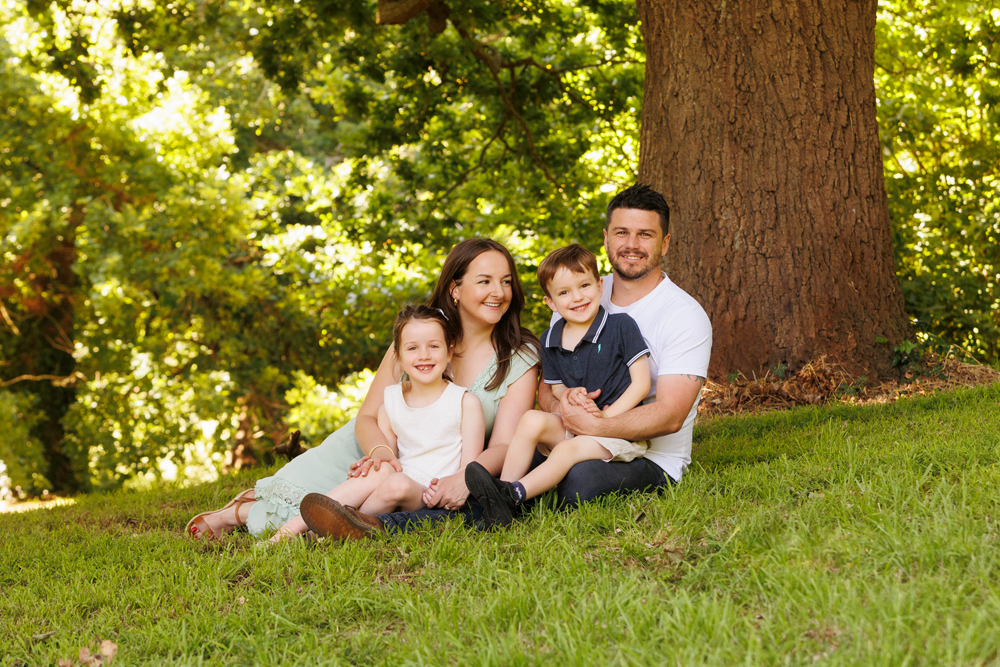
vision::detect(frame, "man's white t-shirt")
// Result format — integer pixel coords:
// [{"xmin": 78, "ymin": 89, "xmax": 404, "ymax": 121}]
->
[{"xmin": 551, "ymin": 272, "xmax": 712, "ymax": 481}]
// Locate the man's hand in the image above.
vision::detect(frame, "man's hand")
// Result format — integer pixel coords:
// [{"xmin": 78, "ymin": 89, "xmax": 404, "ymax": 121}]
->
[
  {"xmin": 349, "ymin": 452, "xmax": 403, "ymax": 478},
  {"xmin": 422, "ymin": 471, "xmax": 470, "ymax": 510},
  {"xmin": 559, "ymin": 389, "xmax": 608, "ymax": 436}
]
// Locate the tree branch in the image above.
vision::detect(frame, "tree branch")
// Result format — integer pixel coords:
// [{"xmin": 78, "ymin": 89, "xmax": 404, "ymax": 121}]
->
[
  {"xmin": 43, "ymin": 311, "xmax": 76, "ymax": 356},
  {"xmin": 420, "ymin": 114, "xmax": 509, "ymax": 226},
  {"xmin": 452, "ymin": 23, "xmax": 564, "ymax": 194},
  {"xmin": 377, "ymin": 0, "xmax": 432, "ymax": 25},
  {"xmin": 0, "ymin": 300, "xmax": 20, "ymax": 336},
  {"xmin": 0, "ymin": 372, "xmax": 86, "ymax": 387}
]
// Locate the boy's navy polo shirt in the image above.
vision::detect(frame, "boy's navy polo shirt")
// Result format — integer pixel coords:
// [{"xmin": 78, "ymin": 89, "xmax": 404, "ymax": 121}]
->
[{"xmin": 541, "ymin": 306, "xmax": 650, "ymax": 411}]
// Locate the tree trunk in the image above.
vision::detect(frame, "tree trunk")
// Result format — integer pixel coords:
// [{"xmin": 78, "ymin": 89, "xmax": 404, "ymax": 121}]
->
[{"xmin": 636, "ymin": 0, "xmax": 912, "ymax": 379}]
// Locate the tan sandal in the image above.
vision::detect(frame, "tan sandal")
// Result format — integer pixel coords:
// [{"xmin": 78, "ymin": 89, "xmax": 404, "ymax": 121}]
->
[{"xmin": 186, "ymin": 488, "xmax": 256, "ymax": 539}]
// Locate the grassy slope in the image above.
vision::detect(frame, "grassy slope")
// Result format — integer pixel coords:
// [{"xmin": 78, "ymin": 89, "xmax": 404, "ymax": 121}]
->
[{"xmin": 3, "ymin": 384, "xmax": 1000, "ymax": 666}]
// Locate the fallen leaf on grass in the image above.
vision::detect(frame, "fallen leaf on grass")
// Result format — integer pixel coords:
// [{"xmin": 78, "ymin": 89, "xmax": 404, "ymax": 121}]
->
[
  {"xmin": 58, "ymin": 640, "xmax": 117, "ymax": 667},
  {"xmin": 100, "ymin": 640, "xmax": 117, "ymax": 663},
  {"xmin": 31, "ymin": 630, "xmax": 57, "ymax": 641},
  {"xmin": 236, "ymin": 596, "xmax": 246, "ymax": 605},
  {"xmin": 79, "ymin": 647, "xmax": 101, "ymax": 666}
]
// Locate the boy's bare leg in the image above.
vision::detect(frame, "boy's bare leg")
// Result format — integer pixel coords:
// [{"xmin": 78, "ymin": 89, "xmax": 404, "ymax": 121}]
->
[
  {"xmin": 518, "ymin": 436, "xmax": 611, "ymax": 500},
  {"xmin": 465, "ymin": 435, "xmax": 613, "ymax": 530},
  {"xmin": 358, "ymin": 473, "xmax": 427, "ymax": 514},
  {"xmin": 500, "ymin": 410, "xmax": 570, "ymax": 482}
]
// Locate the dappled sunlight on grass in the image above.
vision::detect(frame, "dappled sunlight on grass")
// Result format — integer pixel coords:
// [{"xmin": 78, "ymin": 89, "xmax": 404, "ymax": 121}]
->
[{"xmin": 0, "ymin": 496, "xmax": 75, "ymax": 514}]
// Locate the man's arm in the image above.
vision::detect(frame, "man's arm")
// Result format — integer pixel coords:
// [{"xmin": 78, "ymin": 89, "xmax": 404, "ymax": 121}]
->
[
  {"xmin": 559, "ymin": 373, "xmax": 704, "ymax": 440},
  {"xmin": 537, "ymin": 377, "xmax": 561, "ymax": 413}
]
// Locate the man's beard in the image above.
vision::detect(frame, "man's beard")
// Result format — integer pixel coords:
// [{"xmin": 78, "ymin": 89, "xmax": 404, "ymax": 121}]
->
[{"xmin": 610, "ymin": 250, "xmax": 659, "ymax": 281}]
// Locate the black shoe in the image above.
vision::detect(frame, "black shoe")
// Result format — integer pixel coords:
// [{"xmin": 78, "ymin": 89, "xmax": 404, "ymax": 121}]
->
[{"xmin": 464, "ymin": 462, "xmax": 517, "ymax": 529}]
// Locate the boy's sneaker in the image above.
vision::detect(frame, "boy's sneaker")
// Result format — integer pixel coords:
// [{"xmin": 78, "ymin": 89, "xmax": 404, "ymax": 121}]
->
[{"xmin": 465, "ymin": 461, "xmax": 518, "ymax": 529}]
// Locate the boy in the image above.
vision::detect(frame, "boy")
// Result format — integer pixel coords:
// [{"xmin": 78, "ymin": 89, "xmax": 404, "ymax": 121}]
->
[{"xmin": 465, "ymin": 244, "xmax": 651, "ymax": 528}]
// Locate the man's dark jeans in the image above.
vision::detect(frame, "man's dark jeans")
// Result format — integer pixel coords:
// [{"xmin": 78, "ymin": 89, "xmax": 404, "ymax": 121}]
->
[{"xmin": 376, "ymin": 452, "xmax": 675, "ymax": 533}]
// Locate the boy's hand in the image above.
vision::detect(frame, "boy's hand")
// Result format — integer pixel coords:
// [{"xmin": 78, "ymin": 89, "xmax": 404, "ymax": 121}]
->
[
  {"xmin": 565, "ymin": 387, "xmax": 603, "ymax": 416},
  {"xmin": 559, "ymin": 389, "xmax": 606, "ymax": 437}
]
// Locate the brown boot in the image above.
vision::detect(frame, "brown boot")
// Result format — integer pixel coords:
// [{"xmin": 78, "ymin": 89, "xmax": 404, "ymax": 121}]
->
[{"xmin": 300, "ymin": 493, "xmax": 384, "ymax": 541}]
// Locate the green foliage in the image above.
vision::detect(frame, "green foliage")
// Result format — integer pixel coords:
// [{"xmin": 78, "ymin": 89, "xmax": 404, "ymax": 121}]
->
[
  {"xmin": 835, "ymin": 376, "xmax": 867, "ymax": 398},
  {"xmin": 285, "ymin": 369, "xmax": 374, "ymax": 447},
  {"xmin": 0, "ymin": 391, "xmax": 46, "ymax": 498},
  {"xmin": 891, "ymin": 339, "xmax": 923, "ymax": 369},
  {"xmin": 3, "ymin": 387, "xmax": 1000, "ymax": 664},
  {"xmin": 877, "ymin": 1, "xmax": 1000, "ymax": 365}
]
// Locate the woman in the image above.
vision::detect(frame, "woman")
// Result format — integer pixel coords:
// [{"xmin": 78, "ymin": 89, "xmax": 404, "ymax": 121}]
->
[{"xmin": 187, "ymin": 239, "xmax": 540, "ymax": 537}]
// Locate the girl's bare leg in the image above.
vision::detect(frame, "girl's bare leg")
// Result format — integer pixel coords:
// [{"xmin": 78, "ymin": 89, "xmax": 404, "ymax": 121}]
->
[
  {"xmin": 270, "ymin": 467, "xmax": 396, "ymax": 543},
  {"xmin": 359, "ymin": 473, "xmax": 427, "ymax": 514},
  {"xmin": 500, "ymin": 410, "xmax": 570, "ymax": 482}
]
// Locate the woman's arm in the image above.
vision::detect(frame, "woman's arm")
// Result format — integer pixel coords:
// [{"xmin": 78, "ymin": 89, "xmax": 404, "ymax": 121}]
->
[
  {"xmin": 375, "ymin": 404, "xmax": 399, "ymax": 453},
  {"xmin": 423, "ymin": 364, "xmax": 540, "ymax": 509},
  {"xmin": 350, "ymin": 346, "xmax": 404, "ymax": 476},
  {"xmin": 458, "ymin": 393, "xmax": 486, "ymax": 468},
  {"xmin": 348, "ymin": 404, "xmax": 403, "ymax": 477}
]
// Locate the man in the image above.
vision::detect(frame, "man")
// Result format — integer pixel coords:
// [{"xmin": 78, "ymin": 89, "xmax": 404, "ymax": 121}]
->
[
  {"xmin": 299, "ymin": 184, "xmax": 712, "ymax": 539},
  {"xmin": 539, "ymin": 183, "xmax": 712, "ymax": 505}
]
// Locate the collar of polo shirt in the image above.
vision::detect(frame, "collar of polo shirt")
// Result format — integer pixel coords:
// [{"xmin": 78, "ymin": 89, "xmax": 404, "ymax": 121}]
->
[{"xmin": 543, "ymin": 306, "xmax": 609, "ymax": 349}]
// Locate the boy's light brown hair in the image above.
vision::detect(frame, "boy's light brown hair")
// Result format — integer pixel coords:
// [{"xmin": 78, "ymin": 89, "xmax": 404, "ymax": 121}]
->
[{"xmin": 537, "ymin": 244, "xmax": 600, "ymax": 298}]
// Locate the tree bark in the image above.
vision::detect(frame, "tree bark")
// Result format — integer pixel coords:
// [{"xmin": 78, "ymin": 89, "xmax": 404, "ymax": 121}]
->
[{"xmin": 636, "ymin": 0, "xmax": 912, "ymax": 379}]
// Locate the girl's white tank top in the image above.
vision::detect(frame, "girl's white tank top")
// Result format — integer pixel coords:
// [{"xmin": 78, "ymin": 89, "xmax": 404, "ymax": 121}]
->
[{"xmin": 383, "ymin": 381, "xmax": 467, "ymax": 488}]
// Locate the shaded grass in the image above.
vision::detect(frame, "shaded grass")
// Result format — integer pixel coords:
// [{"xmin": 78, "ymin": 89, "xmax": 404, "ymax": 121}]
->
[{"xmin": 4, "ymin": 384, "xmax": 1000, "ymax": 665}]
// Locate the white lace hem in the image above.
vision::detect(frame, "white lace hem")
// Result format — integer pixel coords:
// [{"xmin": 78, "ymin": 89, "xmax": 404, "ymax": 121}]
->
[{"xmin": 254, "ymin": 475, "xmax": 309, "ymax": 523}]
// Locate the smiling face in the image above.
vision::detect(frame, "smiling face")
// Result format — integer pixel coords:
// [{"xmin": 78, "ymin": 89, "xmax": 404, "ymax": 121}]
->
[
  {"xmin": 543, "ymin": 266, "xmax": 603, "ymax": 326},
  {"xmin": 397, "ymin": 319, "xmax": 452, "ymax": 386},
  {"xmin": 604, "ymin": 208, "xmax": 670, "ymax": 282},
  {"xmin": 450, "ymin": 250, "xmax": 513, "ymax": 328}
]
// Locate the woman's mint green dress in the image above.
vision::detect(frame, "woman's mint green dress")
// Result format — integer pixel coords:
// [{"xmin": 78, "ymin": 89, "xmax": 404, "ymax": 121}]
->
[{"xmin": 246, "ymin": 349, "xmax": 538, "ymax": 535}]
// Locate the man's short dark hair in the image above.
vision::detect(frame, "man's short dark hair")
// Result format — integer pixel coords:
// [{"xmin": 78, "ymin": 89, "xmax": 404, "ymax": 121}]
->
[
  {"xmin": 537, "ymin": 244, "xmax": 600, "ymax": 298},
  {"xmin": 606, "ymin": 184, "xmax": 670, "ymax": 236}
]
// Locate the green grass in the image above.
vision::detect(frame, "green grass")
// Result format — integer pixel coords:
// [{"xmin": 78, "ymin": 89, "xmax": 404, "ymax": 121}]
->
[{"xmin": 4, "ymin": 384, "xmax": 1000, "ymax": 666}]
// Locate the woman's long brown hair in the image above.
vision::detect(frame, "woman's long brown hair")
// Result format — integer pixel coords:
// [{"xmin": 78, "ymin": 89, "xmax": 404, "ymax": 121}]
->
[{"xmin": 427, "ymin": 239, "xmax": 539, "ymax": 391}]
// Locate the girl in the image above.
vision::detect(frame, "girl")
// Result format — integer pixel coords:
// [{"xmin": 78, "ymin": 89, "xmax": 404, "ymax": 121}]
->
[{"xmin": 269, "ymin": 305, "xmax": 485, "ymax": 543}]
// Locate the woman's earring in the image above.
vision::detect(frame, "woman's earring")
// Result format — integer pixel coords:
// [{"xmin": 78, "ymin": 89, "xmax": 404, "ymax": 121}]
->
[{"xmin": 453, "ymin": 297, "xmax": 458, "ymax": 306}]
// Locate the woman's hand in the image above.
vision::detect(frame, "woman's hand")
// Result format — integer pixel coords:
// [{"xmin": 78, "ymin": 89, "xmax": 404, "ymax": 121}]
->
[
  {"xmin": 422, "ymin": 472, "xmax": 470, "ymax": 510},
  {"xmin": 349, "ymin": 452, "xmax": 403, "ymax": 478}
]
